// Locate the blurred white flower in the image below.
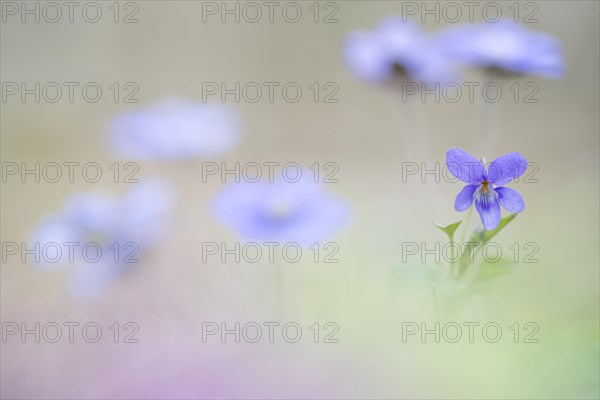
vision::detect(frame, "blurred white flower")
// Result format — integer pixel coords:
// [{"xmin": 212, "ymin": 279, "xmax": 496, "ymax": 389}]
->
[
  {"xmin": 109, "ymin": 98, "xmax": 242, "ymax": 160},
  {"xmin": 30, "ymin": 179, "xmax": 173, "ymax": 298}
]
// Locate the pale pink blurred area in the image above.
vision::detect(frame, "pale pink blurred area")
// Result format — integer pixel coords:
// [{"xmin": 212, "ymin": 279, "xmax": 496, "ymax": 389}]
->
[{"xmin": 1, "ymin": 1, "xmax": 599, "ymax": 399}]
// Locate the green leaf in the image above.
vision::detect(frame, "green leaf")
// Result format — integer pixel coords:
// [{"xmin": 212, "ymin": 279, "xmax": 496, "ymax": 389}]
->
[
  {"xmin": 472, "ymin": 213, "xmax": 518, "ymax": 245},
  {"xmin": 435, "ymin": 221, "xmax": 462, "ymax": 241},
  {"xmin": 389, "ymin": 263, "xmax": 462, "ymax": 299},
  {"xmin": 473, "ymin": 258, "xmax": 518, "ymax": 285},
  {"xmin": 458, "ymin": 213, "xmax": 518, "ymax": 277}
]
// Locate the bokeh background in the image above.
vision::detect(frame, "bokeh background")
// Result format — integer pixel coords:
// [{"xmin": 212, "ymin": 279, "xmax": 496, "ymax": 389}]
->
[{"xmin": 1, "ymin": 1, "xmax": 599, "ymax": 399}]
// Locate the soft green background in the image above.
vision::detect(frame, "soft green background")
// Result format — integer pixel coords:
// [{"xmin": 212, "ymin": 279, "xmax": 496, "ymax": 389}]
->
[{"xmin": 1, "ymin": 1, "xmax": 598, "ymax": 398}]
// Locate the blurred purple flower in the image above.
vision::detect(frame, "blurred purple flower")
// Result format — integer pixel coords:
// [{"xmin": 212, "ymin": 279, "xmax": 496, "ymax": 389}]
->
[
  {"xmin": 109, "ymin": 98, "xmax": 242, "ymax": 160},
  {"xmin": 30, "ymin": 179, "xmax": 173, "ymax": 298},
  {"xmin": 437, "ymin": 19, "xmax": 564, "ymax": 78},
  {"xmin": 212, "ymin": 176, "xmax": 349, "ymax": 246},
  {"xmin": 343, "ymin": 17, "xmax": 456, "ymax": 85},
  {"xmin": 446, "ymin": 148, "xmax": 527, "ymax": 230}
]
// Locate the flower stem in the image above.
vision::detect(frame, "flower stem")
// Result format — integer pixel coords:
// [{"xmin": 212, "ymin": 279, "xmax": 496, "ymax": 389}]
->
[
  {"xmin": 431, "ymin": 287, "xmax": 441, "ymax": 314},
  {"xmin": 459, "ymin": 206, "xmax": 474, "ymax": 249},
  {"xmin": 275, "ymin": 257, "xmax": 285, "ymax": 319},
  {"xmin": 453, "ymin": 207, "xmax": 473, "ymax": 279},
  {"xmin": 396, "ymin": 95, "xmax": 417, "ymax": 161},
  {"xmin": 398, "ymin": 94, "xmax": 443, "ymax": 221},
  {"xmin": 411, "ymin": 95, "xmax": 430, "ymax": 166}
]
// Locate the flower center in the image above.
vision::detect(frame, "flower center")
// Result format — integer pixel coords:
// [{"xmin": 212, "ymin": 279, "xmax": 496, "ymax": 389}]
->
[
  {"xmin": 392, "ymin": 62, "xmax": 408, "ymax": 78},
  {"xmin": 269, "ymin": 202, "xmax": 294, "ymax": 221},
  {"xmin": 475, "ymin": 181, "xmax": 498, "ymax": 206},
  {"xmin": 87, "ymin": 231, "xmax": 107, "ymax": 245}
]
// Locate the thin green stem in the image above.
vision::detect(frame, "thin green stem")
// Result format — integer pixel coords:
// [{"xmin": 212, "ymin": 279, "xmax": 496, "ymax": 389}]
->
[
  {"xmin": 431, "ymin": 287, "xmax": 441, "ymax": 314},
  {"xmin": 450, "ymin": 238, "xmax": 456, "ymax": 269},
  {"xmin": 459, "ymin": 207, "xmax": 474, "ymax": 248},
  {"xmin": 275, "ymin": 257, "xmax": 285, "ymax": 320},
  {"xmin": 452, "ymin": 207, "xmax": 473, "ymax": 279},
  {"xmin": 470, "ymin": 239, "xmax": 488, "ymax": 261},
  {"xmin": 397, "ymin": 95, "xmax": 417, "ymax": 161}
]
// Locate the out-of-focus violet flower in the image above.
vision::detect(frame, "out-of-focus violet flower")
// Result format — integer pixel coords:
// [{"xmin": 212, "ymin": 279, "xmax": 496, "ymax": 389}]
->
[
  {"xmin": 446, "ymin": 148, "xmax": 527, "ymax": 230},
  {"xmin": 109, "ymin": 98, "xmax": 242, "ymax": 160},
  {"xmin": 437, "ymin": 18, "xmax": 565, "ymax": 78},
  {"xmin": 30, "ymin": 179, "xmax": 173, "ymax": 298},
  {"xmin": 343, "ymin": 17, "xmax": 457, "ymax": 85},
  {"xmin": 212, "ymin": 176, "xmax": 349, "ymax": 247}
]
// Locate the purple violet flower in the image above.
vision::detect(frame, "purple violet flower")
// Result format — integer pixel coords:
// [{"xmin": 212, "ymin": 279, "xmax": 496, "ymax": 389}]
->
[
  {"xmin": 109, "ymin": 98, "xmax": 242, "ymax": 161},
  {"xmin": 343, "ymin": 17, "xmax": 456, "ymax": 85},
  {"xmin": 437, "ymin": 18, "xmax": 565, "ymax": 78},
  {"xmin": 212, "ymin": 176, "xmax": 349, "ymax": 246},
  {"xmin": 446, "ymin": 148, "xmax": 527, "ymax": 230}
]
